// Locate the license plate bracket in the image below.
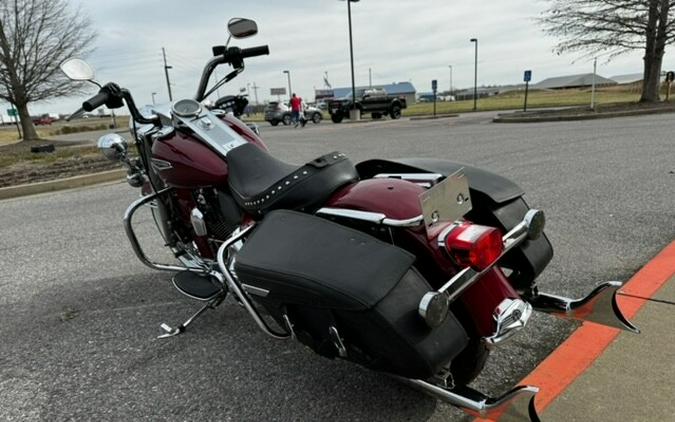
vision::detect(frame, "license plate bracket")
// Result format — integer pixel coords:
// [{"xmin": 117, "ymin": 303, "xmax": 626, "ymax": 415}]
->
[{"xmin": 418, "ymin": 169, "xmax": 472, "ymax": 229}]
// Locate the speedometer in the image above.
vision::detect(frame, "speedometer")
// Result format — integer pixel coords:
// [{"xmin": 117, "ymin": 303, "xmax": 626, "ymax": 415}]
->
[{"xmin": 172, "ymin": 98, "xmax": 202, "ymax": 118}]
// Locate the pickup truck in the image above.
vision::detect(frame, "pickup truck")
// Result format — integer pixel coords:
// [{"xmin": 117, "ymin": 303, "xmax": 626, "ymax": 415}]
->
[{"xmin": 328, "ymin": 89, "xmax": 406, "ymax": 123}]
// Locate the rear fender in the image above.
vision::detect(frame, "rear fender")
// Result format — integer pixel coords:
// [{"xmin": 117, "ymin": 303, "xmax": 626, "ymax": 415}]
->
[{"xmin": 353, "ymin": 158, "xmax": 553, "ymax": 291}]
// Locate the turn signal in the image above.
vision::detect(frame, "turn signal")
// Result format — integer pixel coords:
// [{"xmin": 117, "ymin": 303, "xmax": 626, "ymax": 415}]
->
[{"xmin": 442, "ymin": 222, "xmax": 504, "ymax": 271}]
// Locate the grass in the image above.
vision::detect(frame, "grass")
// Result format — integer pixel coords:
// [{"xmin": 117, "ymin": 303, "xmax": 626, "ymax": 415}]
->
[
  {"xmin": 0, "ymin": 144, "xmax": 101, "ymax": 169},
  {"xmin": 0, "ymin": 115, "xmax": 130, "ymax": 145},
  {"xmin": 404, "ymin": 87, "xmax": 646, "ymax": 116}
]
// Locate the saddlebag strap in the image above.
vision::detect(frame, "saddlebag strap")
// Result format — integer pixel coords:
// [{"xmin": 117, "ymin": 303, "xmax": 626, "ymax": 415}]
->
[{"xmin": 242, "ymin": 152, "xmax": 348, "ymax": 209}]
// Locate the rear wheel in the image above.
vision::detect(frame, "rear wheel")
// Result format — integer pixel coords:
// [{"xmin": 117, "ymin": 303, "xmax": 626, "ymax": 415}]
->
[
  {"xmin": 312, "ymin": 112, "xmax": 322, "ymax": 124},
  {"xmin": 282, "ymin": 114, "xmax": 292, "ymax": 125},
  {"xmin": 449, "ymin": 338, "xmax": 490, "ymax": 386},
  {"xmin": 331, "ymin": 113, "xmax": 344, "ymax": 123}
]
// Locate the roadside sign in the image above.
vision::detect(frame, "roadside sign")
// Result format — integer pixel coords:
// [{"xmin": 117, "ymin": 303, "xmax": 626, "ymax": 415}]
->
[
  {"xmin": 270, "ymin": 87, "xmax": 286, "ymax": 96},
  {"xmin": 7, "ymin": 108, "xmax": 17, "ymax": 117},
  {"xmin": 431, "ymin": 79, "xmax": 438, "ymax": 92},
  {"xmin": 524, "ymin": 70, "xmax": 532, "ymax": 82}
]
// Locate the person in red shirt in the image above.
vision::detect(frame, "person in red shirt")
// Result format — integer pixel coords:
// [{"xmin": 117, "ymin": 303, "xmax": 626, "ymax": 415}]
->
[{"xmin": 289, "ymin": 93, "xmax": 305, "ymax": 127}]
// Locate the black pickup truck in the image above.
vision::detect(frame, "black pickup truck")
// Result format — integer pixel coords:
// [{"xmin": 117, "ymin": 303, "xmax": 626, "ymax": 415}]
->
[{"xmin": 328, "ymin": 88, "xmax": 406, "ymax": 123}]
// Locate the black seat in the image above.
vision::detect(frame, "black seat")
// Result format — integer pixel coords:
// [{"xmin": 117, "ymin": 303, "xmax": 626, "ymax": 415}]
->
[{"xmin": 227, "ymin": 143, "xmax": 358, "ymax": 216}]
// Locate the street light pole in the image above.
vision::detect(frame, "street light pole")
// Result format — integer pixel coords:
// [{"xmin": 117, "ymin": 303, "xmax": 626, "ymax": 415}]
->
[
  {"xmin": 283, "ymin": 70, "xmax": 292, "ymax": 100},
  {"xmin": 162, "ymin": 47, "xmax": 173, "ymax": 101},
  {"xmin": 448, "ymin": 65, "xmax": 453, "ymax": 95},
  {"xmin": 470, "ymin": 38, "xmax": 478, "ymax": 111},
  {"xmin": 345, "ymin": 0, "xmax": 360, "ymax": 120}
]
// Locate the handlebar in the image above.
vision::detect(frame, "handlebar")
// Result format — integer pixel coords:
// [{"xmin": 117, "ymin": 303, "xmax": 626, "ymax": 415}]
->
[
  {"xmin": 240, "ymin": 45, "xmax": 269, "ymax": 59},
  {"xmin": 83, "ymin": 90, "xmax": 110, "ymax": 112}
]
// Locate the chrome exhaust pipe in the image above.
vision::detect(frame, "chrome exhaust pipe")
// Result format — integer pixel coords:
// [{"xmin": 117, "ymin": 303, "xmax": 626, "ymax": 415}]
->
[
  {"xmin": 395, "ymin": 377, "xmax": 540, "ymax": 421},
  {"xmin": 529, "ymin": 281, "xmax": 639, "ymax": 333}
]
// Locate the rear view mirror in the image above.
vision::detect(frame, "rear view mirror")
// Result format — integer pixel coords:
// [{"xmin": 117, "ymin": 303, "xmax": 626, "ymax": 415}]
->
[
  {"xmin": 227, "ymin": 18, "xmax": 258, "ymax": 39},
  {"xmin": 60, "ymin": 58, "xmax": 95, "ymax": 81}
]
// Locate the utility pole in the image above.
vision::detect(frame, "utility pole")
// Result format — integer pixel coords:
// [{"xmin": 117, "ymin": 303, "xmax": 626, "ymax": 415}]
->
[
  {"xmin": 470, "ymin": 38, "xmax": 478, "ymax": 111},
  {"xmin": 590, "ymin": 57, "xmax": 597, "ymax": 110},
  {"xmin": 448, "ymin": 65, "xmax": 453, "ymax": 95},
  {"xmin": 345, "ymin": 0, "xmax": 360, "ymax": 120},
  {"xmin": 283, "ymin": 70, "xmax": 292, "ymax": 99},
  {"xmin": 162, "ymin": 47, "xmax": 173, "ymax": 101},
  {"xmin": 251, "ymin": 82, "xmax": 260, "ymax": 105},
  {"xmin": 369, "ymin": 67, "xmax": 372, "ymax": 88}
]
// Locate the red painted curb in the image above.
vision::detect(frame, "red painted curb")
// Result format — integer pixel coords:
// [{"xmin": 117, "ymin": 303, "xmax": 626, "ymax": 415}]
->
[{"xmin": 475, "ymin": 241, "xmax": 675, "ymax": 421}]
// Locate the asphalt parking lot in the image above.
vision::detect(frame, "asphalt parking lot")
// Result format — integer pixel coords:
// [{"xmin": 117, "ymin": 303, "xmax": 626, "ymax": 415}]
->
[{"xmin": 1, "ymin": 112, "xmax": 673, "ymax": 421}]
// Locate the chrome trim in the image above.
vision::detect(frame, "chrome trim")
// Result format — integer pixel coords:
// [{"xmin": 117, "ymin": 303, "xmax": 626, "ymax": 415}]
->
[
  {"xmin": 529, "ymin": 281, "xmax": 639, "ymax": 333},
  {"xmin": 393, "ymin": 377, "xmax": 540, "ymax": 420},
  {"xmin": 418, "ymin": 209, "xmax": 545, "ymax": 327},
  {"xmin": 215, "ymin": 226, "xmax": 291, "ymax": 339},
  {"xmin": 190, "ymin": 208, "xmax": 208, "ymax": 236},
  {"xmin": 123, "ymin": 188, "xmax": 208, "ymax": 273},
  {"xmin": 316, "ymin": 207, "xmax": 424, "ymax": 228},
  {"xmin": 150, "ymin": 158, "xmax": 173, "ymax": 172},
  {"xmin": 241, "ymin": 283, "xmax": 269, "ymax": 297},
  {"xmin": 174, "ymin": 109, "xmax": 247, "ymax": 157},
  {"xmin": 483, "ymin": 298, "xmax": 533, "ymax": 348},
  {"xmin": 373, "ymin": 173, "xmax": 444, "ymax": 187}
]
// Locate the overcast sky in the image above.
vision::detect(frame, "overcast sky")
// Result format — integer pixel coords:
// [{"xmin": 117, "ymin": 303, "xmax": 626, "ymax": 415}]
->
[{"xmin": 11, "ymin": 0, "xmax": 675, "ymax": 116}]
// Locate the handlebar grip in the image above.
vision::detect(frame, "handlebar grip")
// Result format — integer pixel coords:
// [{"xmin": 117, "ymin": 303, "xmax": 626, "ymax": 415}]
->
[
  {"xmin": 240, "ymin": 45, "xmax": 270, "ymax": 58},
  {"xmin": 83, "ymin": 90, "xmax": 110, "ymax": 112}
]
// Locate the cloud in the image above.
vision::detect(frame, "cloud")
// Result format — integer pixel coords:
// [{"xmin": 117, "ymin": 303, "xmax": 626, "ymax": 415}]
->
[{"xmin": 21, "ymin": 0, "xmax": 671, "ymax": 115}]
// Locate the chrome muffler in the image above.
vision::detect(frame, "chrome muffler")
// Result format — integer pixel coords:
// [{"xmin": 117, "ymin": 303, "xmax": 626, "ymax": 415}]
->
[
  {"xmin": 395, "ymin": 377, "xmax": 540, "ymax": 421},
  {"xmin": 528, "ymin": 281, "xmax": 639, "ymax": 333}
]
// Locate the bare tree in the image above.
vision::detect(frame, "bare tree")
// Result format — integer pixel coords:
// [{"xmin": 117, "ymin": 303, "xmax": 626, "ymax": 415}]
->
[
  {"xmin": 0, "ymin": 0, "xmax": 96, "ymax": 141},
  {"xmin": 541, "ymin": 0, "xmax": 674, "ymax": 102}
]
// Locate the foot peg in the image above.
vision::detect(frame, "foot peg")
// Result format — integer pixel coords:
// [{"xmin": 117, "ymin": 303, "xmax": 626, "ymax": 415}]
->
[
  {"xmin": 172, "ymin": 270, "xmax": 223, "ymax": 301},
  {"xmin": 158, "ymin": 293, "xmax": 226, "ymax": 339},
  {"xmin": 529, "ymin": 281, "xmax": 639, "ymax": 333},
  {"xmin": 395, "ymin": 377, "xmax": 540, "ymax": 421}
]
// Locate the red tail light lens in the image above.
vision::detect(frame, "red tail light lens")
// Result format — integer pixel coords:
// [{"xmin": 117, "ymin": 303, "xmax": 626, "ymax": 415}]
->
[{"xmin": 442, "ymin": 222, "xmax": 504, "ymax": 271}]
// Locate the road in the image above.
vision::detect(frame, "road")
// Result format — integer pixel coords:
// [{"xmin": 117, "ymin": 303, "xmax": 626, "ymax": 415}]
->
[{"xmin": 1, "ymin": 112, "xmax": 673, "ymax": 421}]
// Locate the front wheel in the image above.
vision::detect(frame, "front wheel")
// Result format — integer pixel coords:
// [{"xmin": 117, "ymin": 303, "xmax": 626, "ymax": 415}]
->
[
  {"xmin": 312, "ymin": 112, "xmax": 322, "ymax": 124},
  {"xmin": 390, "ymin": 104, "xmax": 402, "ymax": 119},
  {"xmin": 282, "ymin": 114, "xmax": 292, "ymax": 126},
  {"xmin": 331, "ymin": 113, "xmax": 344, "ymax": 123}
]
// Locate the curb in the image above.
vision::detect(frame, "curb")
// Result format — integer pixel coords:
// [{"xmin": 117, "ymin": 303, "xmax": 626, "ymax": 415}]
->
[
  {"xmin": 409, "ymin": 114, "xmax": 459, "ymax": 121},
  {"xmin": 0, "ymin": 168, "xmax": 125, "ymax": 201},
  {"xmin": 493, "ymin": 106, "xmax": 675, "ymax": 123}
]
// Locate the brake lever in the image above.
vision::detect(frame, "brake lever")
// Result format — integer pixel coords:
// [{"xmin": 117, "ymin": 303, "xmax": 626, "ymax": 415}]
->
[{"xmin": 66, "ymin": 107, "xmax": 85, "ymax": 122}]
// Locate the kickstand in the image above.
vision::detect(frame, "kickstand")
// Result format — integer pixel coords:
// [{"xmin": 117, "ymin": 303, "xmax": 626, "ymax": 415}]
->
[{"xmin": 158, "ymin": 293, "xmax": 226, "ymax": 339}]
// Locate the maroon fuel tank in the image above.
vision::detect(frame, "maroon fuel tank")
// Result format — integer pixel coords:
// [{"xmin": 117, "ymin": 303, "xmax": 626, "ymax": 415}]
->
[{"xmin": 151, "ymin": 116, "xmax": 267, "ymax": 189}]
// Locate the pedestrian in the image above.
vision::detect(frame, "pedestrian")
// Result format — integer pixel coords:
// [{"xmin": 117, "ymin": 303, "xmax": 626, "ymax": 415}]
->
[{"xmin": 289, "ymin": 93, "xmax": 303, "ymax": 128}]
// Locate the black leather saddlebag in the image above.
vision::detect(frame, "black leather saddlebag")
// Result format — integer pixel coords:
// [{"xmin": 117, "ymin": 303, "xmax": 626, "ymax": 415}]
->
[{"xmin": 234, "ymin": 210, "xmax": 469, "ymax": 379}]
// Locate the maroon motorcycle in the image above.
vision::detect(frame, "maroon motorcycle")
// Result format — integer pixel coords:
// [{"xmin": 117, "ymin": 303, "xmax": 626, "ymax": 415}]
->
[{"xmin": 60, "ymin": 18, "xmax": 637, "ymax": 421}]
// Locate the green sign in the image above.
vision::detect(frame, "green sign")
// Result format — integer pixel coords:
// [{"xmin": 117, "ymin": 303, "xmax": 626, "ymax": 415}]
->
[{"xmin": 7, "ymin": 108, "xmax": 17, "ymax": 117}]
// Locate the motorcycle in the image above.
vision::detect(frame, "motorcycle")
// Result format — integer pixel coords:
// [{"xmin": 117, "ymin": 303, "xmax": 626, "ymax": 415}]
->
[{"xmin": 60, "ymin": 17, "xmax": 638, "ymax": 421}]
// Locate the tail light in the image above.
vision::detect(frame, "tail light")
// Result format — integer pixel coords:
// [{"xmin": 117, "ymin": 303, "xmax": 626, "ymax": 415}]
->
[{"xmin": 441, "ymin": 222, "xmax": 503, "ymax": 271}]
